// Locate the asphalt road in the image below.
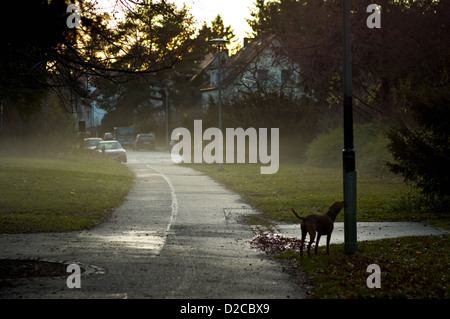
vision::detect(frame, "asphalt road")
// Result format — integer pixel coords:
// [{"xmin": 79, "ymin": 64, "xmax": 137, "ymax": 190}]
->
[{"xmin": 0, "ymin": 150, "xmax": 308, "ymax": 299}]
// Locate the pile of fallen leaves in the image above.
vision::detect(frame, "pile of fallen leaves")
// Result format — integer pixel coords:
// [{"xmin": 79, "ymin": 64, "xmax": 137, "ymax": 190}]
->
[{"xmin": 250, "ymin": 232, "xmax": 311, "ymax": 254}]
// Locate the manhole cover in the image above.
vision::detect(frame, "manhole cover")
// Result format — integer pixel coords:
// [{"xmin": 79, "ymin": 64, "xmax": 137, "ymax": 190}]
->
[{"xmin": 0, "ymin": 259, "xmax": 85, "ymax": 280}]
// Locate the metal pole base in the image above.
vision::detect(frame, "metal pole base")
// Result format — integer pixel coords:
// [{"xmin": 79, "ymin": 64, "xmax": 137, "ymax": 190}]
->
[{"xmin": 343, "ymin": 169, "xmax": 357, "ymax": 254}]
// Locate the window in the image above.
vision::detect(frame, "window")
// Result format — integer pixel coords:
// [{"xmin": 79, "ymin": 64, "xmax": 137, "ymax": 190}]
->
[
  {"xmin": 210, "ymin": 71, "xmax": 218, "ymax": 86},
  {"xmin": 281, "ymin": 69, "xmax": 293, "ymax": 83},
  {"xmin": 257, "ymin": 69, "xmax": 269, "ymax": 82}
]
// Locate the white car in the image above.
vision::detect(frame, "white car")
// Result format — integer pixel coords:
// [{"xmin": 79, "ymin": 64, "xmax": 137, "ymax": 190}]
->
[
  {"xmin": 96, "ymin": 141, "xmax": 127, "ymax": 163},
  {"xmin": 84, "ymin": 137, "xmax": 103, "ymax": 151}
]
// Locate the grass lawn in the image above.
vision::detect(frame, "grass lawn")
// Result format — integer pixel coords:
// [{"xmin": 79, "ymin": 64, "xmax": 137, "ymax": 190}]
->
[
  {"xmin": 187, "ymin": 162, "xmax": 450, "ymax": 299},
  {"xmin": 187, "ymin": 163, "xmax": 433, "ymax": 223},
  {"xmin": 278, "ymin": 235, "xmax": 449, "ymax": 299},
  {"xmin": 0, "ymin": 156, "xmax": 134, "ymax": 233}
]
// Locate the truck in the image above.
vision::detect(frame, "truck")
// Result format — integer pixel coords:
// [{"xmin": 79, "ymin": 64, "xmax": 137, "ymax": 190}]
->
[{"xmin": 113, "ymin": 127, "xmax": 136, "ymax": 148}]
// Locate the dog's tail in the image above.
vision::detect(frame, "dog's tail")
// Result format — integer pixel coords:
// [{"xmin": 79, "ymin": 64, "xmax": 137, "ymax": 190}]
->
[{"xmin": 291, "ymin": 208, "xmax": 305, "ymax": 220}]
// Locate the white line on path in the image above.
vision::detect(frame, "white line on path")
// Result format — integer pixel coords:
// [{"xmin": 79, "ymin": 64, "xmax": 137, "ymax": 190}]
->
[{"xmin": 146, "ymin": 165, "xmax": 178, "ymax": 237}]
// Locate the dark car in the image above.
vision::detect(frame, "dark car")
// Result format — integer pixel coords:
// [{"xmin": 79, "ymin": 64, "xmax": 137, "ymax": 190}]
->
[
  {"xmin": 103, "ymin": 132, "xmax": 114, "ymax": 140},
  {"xmin": 83, "ymin": 137, "xmax": 103, "ymax": 151},
  {"xmin": 133, "ymin": 134, "xmax": 156, "ymax": 151},
  {"xmin": 96, "ymin": 141, "xmax": 127, "ymax": 163}
]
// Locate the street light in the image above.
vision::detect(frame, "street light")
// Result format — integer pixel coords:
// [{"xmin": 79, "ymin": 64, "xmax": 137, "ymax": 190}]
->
[
  {"xmin": 209, "ymin": 38, "xmax": 229, "ymax": 170},
  {"xmin": 342, "ymin": 0, "xmax": 357, "ymax": 254}
]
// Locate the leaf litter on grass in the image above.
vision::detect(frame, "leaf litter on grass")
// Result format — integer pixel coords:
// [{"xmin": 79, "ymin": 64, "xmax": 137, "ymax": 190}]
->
[
  {"xmin": 251, "ymin": 232, "xmax": 311, "ymax": 254},
  {"xmin": 251, "ymin": 232, "xmax": 450, "ymax": 298}
]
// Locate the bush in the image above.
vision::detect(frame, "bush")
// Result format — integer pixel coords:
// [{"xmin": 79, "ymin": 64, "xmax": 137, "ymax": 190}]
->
[
  {"xmin": 203, "ymin": 92, "xmax": 322, "ymax": 162},
  {"xmin": 305, "ymin": 122, "xmax": 393, "ymax": 175},
  {"xmin": 304, "ymin": 126, "xmax": 342, "ymax": 168},
  {"xmin": 386, "ymin": 85, "xmax": 450, "ymax": 200}
]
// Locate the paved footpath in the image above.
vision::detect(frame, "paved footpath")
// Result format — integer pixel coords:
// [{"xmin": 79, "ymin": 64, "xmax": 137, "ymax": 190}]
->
[{"xmin": 0, "ymin": 151, "xmax": 309, "ymax": 299}]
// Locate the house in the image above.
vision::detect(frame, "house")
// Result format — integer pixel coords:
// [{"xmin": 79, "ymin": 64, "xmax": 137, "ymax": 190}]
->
[
  {"xmin": 195, "ymin": 35, "xmax": 304, "ymax": 110},
  {"xmin": 72, "ymin": 75, "xmax": 103, "ymax": 133}
]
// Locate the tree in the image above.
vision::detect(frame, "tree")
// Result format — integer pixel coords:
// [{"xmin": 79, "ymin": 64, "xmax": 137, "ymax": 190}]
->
[
  {"xmin": 246, "ymin": 0, "xmax": 450, "ymax": 121},
  {"xmin": 246, "ymin": 0, "xmax": 450, "ymax": 194},
  {"xmin": 247, "ymin": 0, "xmax": 343, "ymax": 112},
  {"xmin": 180, "ymin": 14, "xmax": 237, "ymax": 64},
  {"xmin": 386, "ymin": 64, "xmax": 450, "ymax": 201},
  {"xmin": 381, "ymin": 1, "xmax": 450, "ymax": 202},
  {"xmin": 209, "ymin": 15, "xmax": 237, "ymax": 46},
  {"xmin": 95, "ymin": 1, "xmax": 196, "ymax": 135},
  {"xmin": 105, "ymin": 0, "xmax": 195, "ymax": 74},
  {"xmin": 0, "ymin": 0, "xmax": 195, "ymax": 135}
]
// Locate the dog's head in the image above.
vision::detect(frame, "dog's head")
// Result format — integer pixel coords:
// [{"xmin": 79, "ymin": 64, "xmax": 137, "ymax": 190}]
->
[{"xmin": 329, "ymin": 201, "xmax": 345, "ymax": 214}]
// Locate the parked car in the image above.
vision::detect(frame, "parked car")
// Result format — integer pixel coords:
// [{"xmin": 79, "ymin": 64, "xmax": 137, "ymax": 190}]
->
[
  {"xmin": 133, "ymin": 133, "xmax": 156, "ymax": 151},
  {"xmin": 83, "ymin": 137, "xmax": 103, "ymax": 151},
  {"xmin": 96, "ymin": 141, "xmax": 127, "ymax": 163},
  {"xmin": 103, "ymin": 132, "xmax": 114, "ymax": 140}
]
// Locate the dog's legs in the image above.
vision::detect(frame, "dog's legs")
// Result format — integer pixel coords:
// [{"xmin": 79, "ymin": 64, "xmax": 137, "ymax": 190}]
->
[
  {"xmin": 300, "ymin": 227, "xmax": 307, "ymax": 257},
  {"xmin": 326, "ymin": 235, "xmax": 331, "ymax": 255},
  {"xmin": 307, "ymin": 231, "xmax": 315, "ymax": 257},
  {"xmin": 315, "ymin": 234, "xmax": 321, "ymax": 255}
]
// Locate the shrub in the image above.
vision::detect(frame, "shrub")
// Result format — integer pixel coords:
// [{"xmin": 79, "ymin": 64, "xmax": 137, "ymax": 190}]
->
[
  {"xmin": 305, "ymin": 122, "xmax": 393, "ymax": 175},
  {"xmin": 386, "ymin": 86, "xmax": 450, "ymax": 200}
]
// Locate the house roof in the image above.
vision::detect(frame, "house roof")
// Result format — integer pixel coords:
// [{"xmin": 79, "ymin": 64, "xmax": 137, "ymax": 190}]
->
[
  {"xmin": 221, "ymin": 34, "xmax": 277, "ymax": 88},
  {"xmin": 197, "ymin": 34, "xmax": 279, "ymax": 92},
  {"xmin": 189, "ymin": 50, "xmax": 228, "ymax": 85}
]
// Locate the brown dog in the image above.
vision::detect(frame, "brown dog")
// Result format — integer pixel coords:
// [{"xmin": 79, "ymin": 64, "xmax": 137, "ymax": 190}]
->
[{"xmin": 291, "ymin": 201, "xmax": 345, "ymax": 257}]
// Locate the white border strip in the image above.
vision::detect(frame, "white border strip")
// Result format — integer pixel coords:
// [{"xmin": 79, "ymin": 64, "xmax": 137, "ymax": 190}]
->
[{"xmin": 146, "ymin": 165, "xmax": 178, "ymax": 237}]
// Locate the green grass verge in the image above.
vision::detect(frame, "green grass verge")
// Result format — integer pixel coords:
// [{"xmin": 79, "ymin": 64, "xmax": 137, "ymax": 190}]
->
[
  {"xmin": 186, "ymin": 163, "xmax": 441, "ymax": 224},
  {"xmin": 0, "ymin": 156, "xmax": 134, "ymax": 233},
  {"xmin": 278, "ymin": 235, "xmax": 449, "ymax": 299}
]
